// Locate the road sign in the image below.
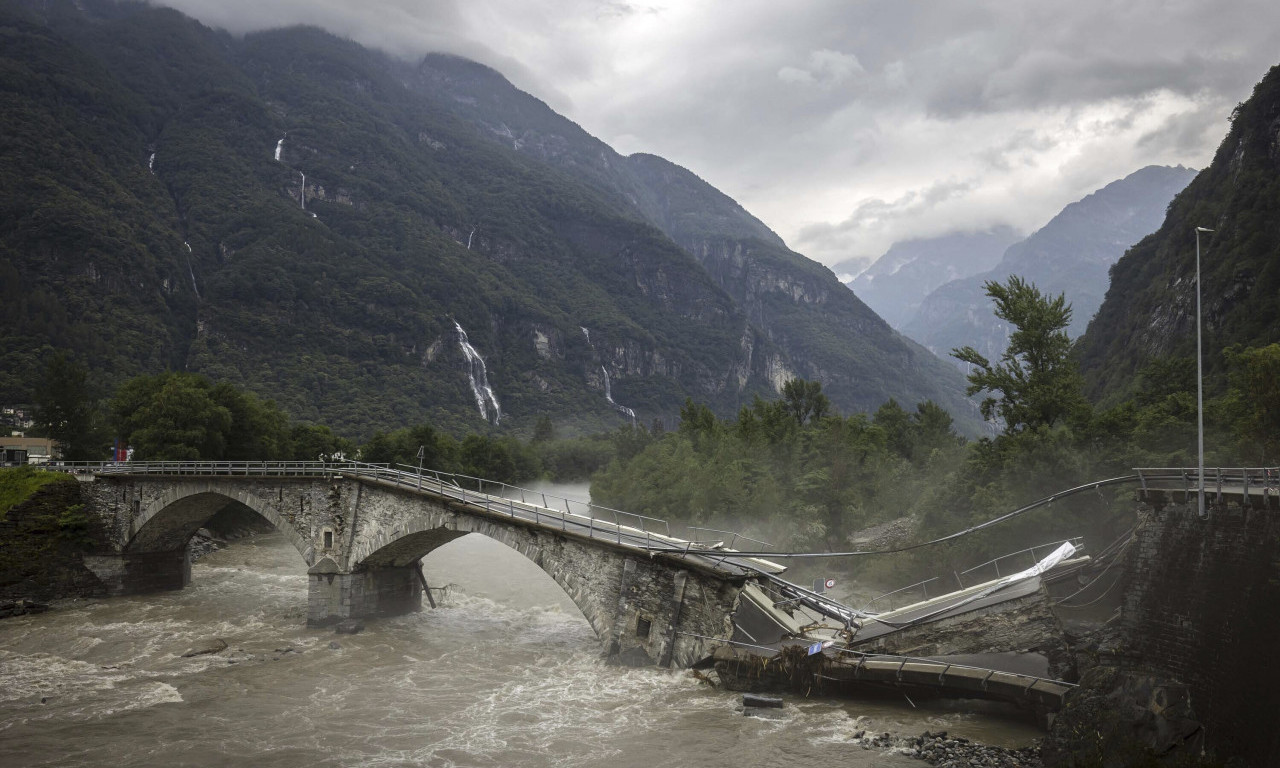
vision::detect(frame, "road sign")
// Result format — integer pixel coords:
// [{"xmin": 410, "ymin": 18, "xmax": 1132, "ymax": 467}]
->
[
  {"xmin": 807, "ymin": 642, "xmax": 823, "ymax": 656},
  {"xmin": 824, "ymin": 578, "xmax": 836, "ymax": 590}
]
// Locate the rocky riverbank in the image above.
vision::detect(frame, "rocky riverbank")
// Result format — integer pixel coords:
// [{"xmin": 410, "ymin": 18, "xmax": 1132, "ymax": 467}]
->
[
  {"xmin": 186, "ymin": 505, "xmax": 278, "ymax": 562},
  {"xmin": 851, "ymin": 730, "xmax": 1041, "ymax": 768}
]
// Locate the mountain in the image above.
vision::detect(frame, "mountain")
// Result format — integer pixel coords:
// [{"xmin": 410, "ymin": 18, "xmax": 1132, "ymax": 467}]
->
[
  {"xmin": 1078, "ymin": 65, "xmax": 1280, "ymax": 401},
  {"xmin": 900, "ymin": 166, "xmax": 1198, "ymax": 368},
  {"xmin": 0, "ymin": 0, "xmax": 975, "ymax": 437},
  {"xmin": 847, "ymin": 226, "xmax": 1022, "ymax": 329}
]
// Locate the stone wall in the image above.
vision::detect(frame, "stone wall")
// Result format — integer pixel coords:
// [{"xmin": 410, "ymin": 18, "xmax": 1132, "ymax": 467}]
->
[
  {"xmin": 1047, "ymin": 499, "xmax": 1280, "ymax": 767},
  {"xmin": 1121, "ymin": 500, "xmax": 1280, "ymax": 766},
  {"xmin": 0, "ymin": 478, "xmax": 111, "ymax": 600}
]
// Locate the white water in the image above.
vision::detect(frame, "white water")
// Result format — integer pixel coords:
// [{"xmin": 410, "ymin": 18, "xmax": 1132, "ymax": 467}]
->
[
  {"xmin": 602, "ymin": 366, "xmax": 637, "ymax": 424},
  {"xmin": 454, "ymin": 321, "xmax": 502, "ymax": 423},
  {"xmin": 299, "ymin": 171, "xmax": 306, "ymax": 210},
  {"xmin": 148, "ymin": 152, "xmax": 155, "ymax": 173},
  {"xmin": 582, "ymin": 326, "xmax": 636, "ymax": 423},
  {"xmin": 467, "ymin": 227, "xmax": 476, "ymax": 250},
  {"xmin": 182, "ymin": 242, "xmax": 199, "ymax": 298},
  {"xmin": 274, "ymin": 136, "xmax": 284, "ymax": 162},
  {"xmin": 0, "ymin": 534, "xmax": 1038, "ymax": 767}
]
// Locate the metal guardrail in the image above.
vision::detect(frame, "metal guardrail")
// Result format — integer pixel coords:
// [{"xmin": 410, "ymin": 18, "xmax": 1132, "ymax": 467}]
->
[
  {"xmin": 860, "ymin": 575, "xmax": 941, "ymax": 613},
  {"xmin": 955, "ymin": 537, "xmax": 1085, "ymax": 587},
  {"xmin": 390, "ymin": 463, "xmax": 671, "ymax": 540},
  {"xmin": 1136, "ymin": 466, "xmax": 1280, "ymax": 507},
  {"xmin": 687, "ymin": 527, "xmax": 773, "ymax": 551},
  {"xmin": 858, "ymin": 537, "xmax": 1083, "ymax": 613}
]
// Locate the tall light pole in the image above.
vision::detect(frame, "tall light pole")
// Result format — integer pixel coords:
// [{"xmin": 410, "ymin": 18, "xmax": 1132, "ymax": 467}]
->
[{"xmin": 1195, "ymin": 226, "xmax": 1214, "ymax": 519}]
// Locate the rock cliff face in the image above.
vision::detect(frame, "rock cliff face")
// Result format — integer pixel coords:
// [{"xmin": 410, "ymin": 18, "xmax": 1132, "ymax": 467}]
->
[
  {"xmin": 1078, "ymin": 65, "xmax": 1280, "ymax": 401},
  {"xmin": 0, "ymin": 0, "xmax": 971, "ymax": 436},
  {"xmin": 901, "ymin": 166, "xmax": 1196, "ymax": 370}
]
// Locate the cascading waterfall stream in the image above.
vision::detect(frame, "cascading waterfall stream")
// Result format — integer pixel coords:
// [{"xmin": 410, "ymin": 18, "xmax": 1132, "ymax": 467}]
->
[
  {"xmin": 581, "ymin": 327, "xmax": 636, "ymax": 423},
  {"xmin": 148, "ymin": 152, "xmax": 156, "ymax": 174},
  {"xmin": 184, "ymin": 242, "xmax": 199, "ymax": 298},
  {"xmin": 454, "ymin": 322, "xmax": 502, "ymax": 423},
  {"xmin": 601, "ymin": 367, "xmax": 637, "ymax": 424},
  {"xmin": 274, "ymin": 136, "xmax": 285, "ymax": 162},
  {"xmin": 299, "ymin": 171, "xmax": 306, "ymax": 209}
]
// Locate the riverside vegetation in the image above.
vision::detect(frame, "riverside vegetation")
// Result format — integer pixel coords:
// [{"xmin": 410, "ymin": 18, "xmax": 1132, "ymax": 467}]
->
[{"xmin": 19, "ymin": 273, "xmax": 1280, "ymax": 588}]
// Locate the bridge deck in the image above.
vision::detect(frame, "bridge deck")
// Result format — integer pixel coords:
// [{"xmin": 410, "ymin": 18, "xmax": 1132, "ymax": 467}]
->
[{"xmin": 54, "ymin": 460, "xmax": 785, "ymax": 579}]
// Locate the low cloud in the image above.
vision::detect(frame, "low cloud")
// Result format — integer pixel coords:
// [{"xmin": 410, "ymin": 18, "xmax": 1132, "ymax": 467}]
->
[{"xmin": 153, "ymin": 0, "xmax": 1280, "ymax": 266}]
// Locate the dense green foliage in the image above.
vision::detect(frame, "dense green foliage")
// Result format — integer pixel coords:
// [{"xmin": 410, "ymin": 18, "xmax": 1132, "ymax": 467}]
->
[
  {"xmin": 1079, "ymin": 64, "xmax": 1280, "ymax": 402},
  {"xmin": 592, "ymin": 382, "xmax": 968, "ymax": 553},
  {"xmin": 593, "ymin": 273, "xmax": 1277, "ymax": 587}
]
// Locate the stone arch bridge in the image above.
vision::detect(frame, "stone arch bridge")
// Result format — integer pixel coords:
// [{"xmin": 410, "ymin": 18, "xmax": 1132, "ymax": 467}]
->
[{"xmin": 62, "ymin": 461, "xmax": 785, "ymax": 668}]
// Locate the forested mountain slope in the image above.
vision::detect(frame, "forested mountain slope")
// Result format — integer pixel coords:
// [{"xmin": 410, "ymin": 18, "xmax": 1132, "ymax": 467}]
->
[
  {"xmin": 1078, "ymin": 65, "xmax": 1280, "ymax": 401},
  {"xmin": 0, "ymin": 0, "xmax": 972, "ymax": 437}
]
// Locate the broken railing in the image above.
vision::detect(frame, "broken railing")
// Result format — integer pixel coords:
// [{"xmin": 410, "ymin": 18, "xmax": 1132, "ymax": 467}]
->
[{"xmin": 860, "ymin": 537, "xmax": 1084, "ymax": 614}]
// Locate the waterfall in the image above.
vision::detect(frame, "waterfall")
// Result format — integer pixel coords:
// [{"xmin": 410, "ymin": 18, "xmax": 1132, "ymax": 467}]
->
[
  {"xmin": 467, "ymin": 227, "xmax": 476, "ymax": 250},
  {"xmin": 601, "ymin": 366, "xmax": 637, "ymax": 424},
  {"xmin": 148, "ymin": 153, "xmax": 155, "ymax": 174},
  {"xmin": 454, "ymin": 322, "xmax": 502, "ymax": 423},
  {"xmin": 274, "ymin": 137, "xmax": 285, "ymax": 162},
  {"xmin": 299, "ymin": 171, "xmax": 306, "ymax": 209},
  {"xmin": 183, "ymin": 242, "xmax": 199, "ymax": 298},
  {"xmin": 581, "ymin": 327, "xmax": 635, "ymax": 423}
]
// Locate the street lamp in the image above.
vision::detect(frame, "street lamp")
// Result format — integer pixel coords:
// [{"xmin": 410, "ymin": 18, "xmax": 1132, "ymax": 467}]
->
[{"xmin": 1195, "ymin": 226, "xmax": 1214, "ymax": 519}]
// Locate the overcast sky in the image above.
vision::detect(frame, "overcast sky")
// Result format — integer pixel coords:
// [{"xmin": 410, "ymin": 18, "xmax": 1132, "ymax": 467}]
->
[{"xmin": 158, "ymin": 0, "xmax": 1279, "ymax": 272}]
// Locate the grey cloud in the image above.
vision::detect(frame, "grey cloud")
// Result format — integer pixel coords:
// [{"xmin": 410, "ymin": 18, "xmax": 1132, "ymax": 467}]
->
[{"xmin": 151, "ymin": 0, "xmax": 1280, "ymax": 267}]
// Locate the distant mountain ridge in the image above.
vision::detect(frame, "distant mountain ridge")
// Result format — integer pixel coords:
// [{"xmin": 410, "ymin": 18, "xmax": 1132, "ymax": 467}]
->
[
  {"xmin": 848, "ymin": 226, "xmax": 1023, "ymax": 329},
  {"xmin": 0, "ymin": 0, "xmax": 976, "ymax": 436},
  {"xmin": 900, "ymin": 165, "xmax": 1197, "ymax": 367}
]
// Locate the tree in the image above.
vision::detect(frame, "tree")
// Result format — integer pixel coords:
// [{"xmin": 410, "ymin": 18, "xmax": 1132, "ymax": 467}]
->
[
  {"xmin": 873, "ymin": 398, "xmax": 913, "ymax": 459},
  {"xmin": 113, "ymin": 373, "xmax": 233, "ymax": 460},
  {"xmin": 912, "ymin": 400, "xmax": 965, "ymax": 460},
  {"xmin": 532, "ymin": 415, "xmax": 555, "ymax": 443},
  {"xmin": 952, "ymin": 276, "xmax": 1088, "ymax": 433},
  {"xmin": 781, "ymin": 379, "xmax": 830, "ymax": 426},
  {"xmin": 1225, "ymin": 343, "xmax": 1280, "ymax": 462},
  {"xmin": 35, "ymin": 352, "xmax": 102, "ymax": 460}
]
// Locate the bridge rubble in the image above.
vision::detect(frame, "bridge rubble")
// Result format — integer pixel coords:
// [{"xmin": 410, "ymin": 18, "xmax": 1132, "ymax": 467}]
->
[{"xmin": 694, "ymin": 541, "xmax": 1089, "ymax": 723}]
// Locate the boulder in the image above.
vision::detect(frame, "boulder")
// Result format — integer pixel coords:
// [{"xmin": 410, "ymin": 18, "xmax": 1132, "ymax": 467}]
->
[{"xmin": 181, "ymin": 638, "xmax": 228, "ymax": 657}]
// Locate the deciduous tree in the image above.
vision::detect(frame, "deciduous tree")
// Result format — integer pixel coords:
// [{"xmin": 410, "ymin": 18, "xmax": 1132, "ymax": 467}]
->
[{"xmin": 952, "ymin": 276, "xmax": 1088, "ymax": 433}]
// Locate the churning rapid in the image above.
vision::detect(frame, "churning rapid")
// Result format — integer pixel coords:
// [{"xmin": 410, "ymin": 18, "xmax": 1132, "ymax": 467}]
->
[{"xmin": 0, "ymin": 533, "xmax": 1039, "ymax": 767}]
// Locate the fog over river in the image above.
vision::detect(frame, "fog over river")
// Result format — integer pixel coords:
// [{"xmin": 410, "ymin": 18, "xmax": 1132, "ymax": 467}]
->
[{"xmin": 0, "ymin": 532, "xmax": 1039, "ymax": 766}]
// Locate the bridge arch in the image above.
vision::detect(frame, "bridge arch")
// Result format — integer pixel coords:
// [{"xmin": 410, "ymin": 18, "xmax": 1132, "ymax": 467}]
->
[
  {"xmin": 352, "ymin": 512, "xmax": 615, "ymax": 640},
  {"xmin": 127, "ymin": 483, "xmax": 314, "ymax": 566}
]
